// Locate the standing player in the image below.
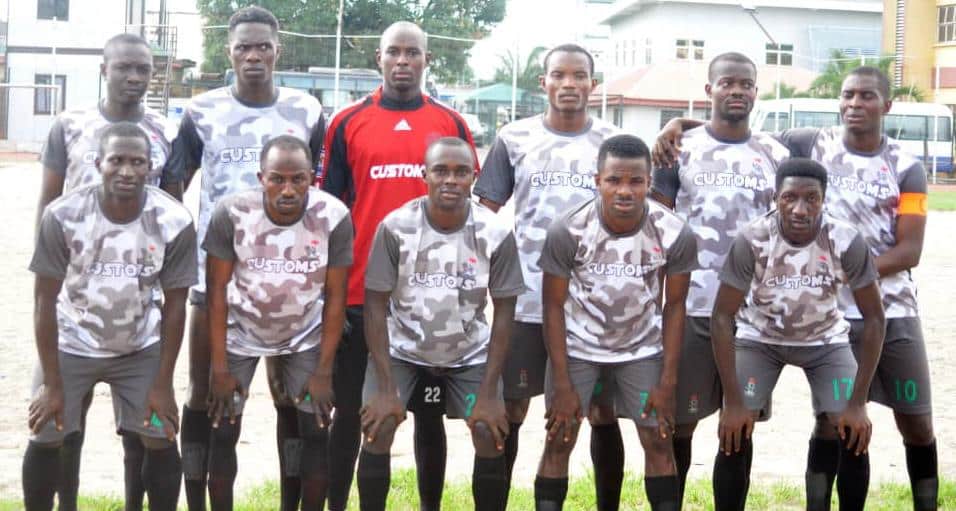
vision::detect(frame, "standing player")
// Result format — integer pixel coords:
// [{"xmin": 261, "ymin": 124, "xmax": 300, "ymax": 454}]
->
[
  {"xmin": 357, "ymin": 137, "xmax": 524, "ymax": 511},
  {"xmin": 319, "ymin": 21, "xmax": 478, "ymax": 511},
  {"xmin": 23, "ymin": 122, "xmax": 196, "ymax": 511},
  {"xmin": 648, "ymin": 52, "xmax": 789, "ymax": 502},
  {"xmin": 472, "ymin": 43, "xmax": 625, "ymax": 507},
  {"xmin": 161, "ymin": 7, "xmax": 326, "ymax": 511},
  {"xmin": 654, "ymin": 66, "xmax": 935, "ymax": 511},
  {"xmin": 35, "ymin": 32, "xmax": 178, "ymax": 511},
  {"xmin": 203, "ymin": 135, "xmax": 352, "ymax": 510},
  {"xmin": 534, "ymin": 135, "xmax": 696, "ymax": 510},
  {"xmin": 710, "ymin": 158, "xmax": 885, "ymax": 511}
]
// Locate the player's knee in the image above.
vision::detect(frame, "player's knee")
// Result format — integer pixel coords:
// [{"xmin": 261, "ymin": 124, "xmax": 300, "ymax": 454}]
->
[
  {"xmin": 587, "ymin": 401, "xmax": 616, "ymax": 425},
  {"xmin": 505, "ymin": 398, "xmax": 530, "ymax": 424},
  {"xmin": 896, "ymin": 412, "xmax": 935, "ymax": 445},
  {"xmin": 813, "ymin": 414, "xmax": 839, "ymax": 440},
  {"xmin": 543, "ymin": 426, "xmax": 579, "ymax": 457},
  {"xmin": 470, "ymin": 421, "xmax": 499, "ymax": 458},
  {"xmin": 298, "ymin": 413, "xmax": 329, "ymax": 478},
  {"xmin": 637, "ymin": 428, "xmax": 675, "ymax": 474},
  {"xmin": 139, "ymin": 435, "xmax": 176, "ymax": 451},
  {"xmin": 185, "ymin": 379, "xmax": 210, "ymax": 409},
  {"xmin": 362, "ymin": 415, "xmax": 398, "ymax": 455},
  {"xmin": 674, "ymin": 421, "xmax": 698, "ymax": 439},
  {"xmin": 209, "ymin": 418, "xmax": 241, "ymax": 448}
]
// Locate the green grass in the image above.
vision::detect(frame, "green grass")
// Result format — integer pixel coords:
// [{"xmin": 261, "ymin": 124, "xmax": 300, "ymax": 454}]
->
[
  {"xmin": 929, "ymin": 189, "xmax": 956, "ymax": 211},
  {"xmin": 3, "ymin": 470, "xmax": 954, "ymax": 510}
]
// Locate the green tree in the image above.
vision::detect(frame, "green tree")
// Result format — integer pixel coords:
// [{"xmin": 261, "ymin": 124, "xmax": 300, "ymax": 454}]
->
[
  {"xmin": 759, "ymin": 82, "xmax": 811, "ymax": 100},
  {"xmin": 807, "ymin": 50, "xmax": 926, "ymax": 101},
  {"xmin": 493, "ymin": 46, "xmax": 546, "ymax": 91},
  {"xmin": 196, "ymin": 0, "xmax": 505, "ymax": 82}
]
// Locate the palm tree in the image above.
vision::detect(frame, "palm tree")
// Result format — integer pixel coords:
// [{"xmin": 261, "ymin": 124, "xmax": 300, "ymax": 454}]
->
[
  {"xmin": 493, "ymin": 46, "xmax": 547, "ymax": 91},
  {"xmin": 807, "ymin": 50, "xmax": 926, "ymax": 101}
]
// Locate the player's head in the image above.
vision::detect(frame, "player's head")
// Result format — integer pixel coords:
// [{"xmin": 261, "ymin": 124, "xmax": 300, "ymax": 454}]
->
[
  {"xmin": 775, "ymin": 158, "xmax": 827, "ymax": 244},
  {"xmin": 541, "ymin": 43, "xmax": 597, "ymax": 116},
  {"xmin": 258, "ymin": 135, "xmax": 313, "ymax": 222},
  {"xmin": 706, "ymin": 52, "xmax": 757, "ymax": 123},
  {"xmin": 595, "ymin": 134, "xmax": 652, "ymax": 225},
  {"xmin": 424, "ymin": 137, "xmax": 475, "ymax": 212},
  {"xmin": 840, "ymin": 66, "xmax": 892, "ymax": 136},
  {"xmin": 377, "ymin": 21, "xmax": 430, "ymax": 98},
  {"xmin": 227, "ymin": 6, "xmax": 280, "ymax": 88},
  {"xmin": 96, "ymin": 121, "xmax": 152, "ymax": 200},
  {"xmin": 101, "ymin": 34, "xmax": 153, "ymax": 107}
]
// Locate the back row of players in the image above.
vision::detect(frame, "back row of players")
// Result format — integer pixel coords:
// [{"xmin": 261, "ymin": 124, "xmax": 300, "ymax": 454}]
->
[{"xmin": 22, "ymin": 4, "xmax": 935, "ymax": 511}]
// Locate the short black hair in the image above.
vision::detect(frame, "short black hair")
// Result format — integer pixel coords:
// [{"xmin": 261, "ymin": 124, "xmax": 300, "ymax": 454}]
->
[
  {"xmin": 597, "ymin": 134, "xmax": 651, "ymax": 171},
  {"xmin": 98, "ymin": 121, "xmax": 152, "ymax": 159},
  {"xmin": 708, "ymin": 52, "xmax": 756, "ymax": 83},
  {"xmin": 228, "ymin": 5, "xmax": 279, "ymax": 35},
  {"xmin": 543, "ymin": 43, "xmax": 595, "ymax": 77},
  {"xmin": 103, "ymin": 33, "xmax": 151, "ymax": 62},
  {"xmin": 775, "ymin": 157, "xmax": 828, "ymax": 195},
  {"xmin": 260, "ymin": 135, "xmax": 312, "ymax": 171},
  {"xmin": 425, "ymin": 136, "xmax": 474, "ymax": 166},
  {"xmin": 846, "ymin": 66, "xmax": 891, "ymax": 100}
]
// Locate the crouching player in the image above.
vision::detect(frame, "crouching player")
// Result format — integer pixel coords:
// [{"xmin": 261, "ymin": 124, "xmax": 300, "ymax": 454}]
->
[
  {"xmin": 534, "ymin": 134, "xmax": 698, "ymax": 510},
  {"xmin": 24, "ymin": 122, "xmax": 196, "ymax": 511},
  {"xmin": 710, "ymin": 158, "xmax": 885, "ymax": 511},
  {"xmin": 357, "ymin": 137, "xmax": 524, "ymax": 511},
  {"xmin": 203, "ymin": 135, "xmax": 353, "ymax": 509}
]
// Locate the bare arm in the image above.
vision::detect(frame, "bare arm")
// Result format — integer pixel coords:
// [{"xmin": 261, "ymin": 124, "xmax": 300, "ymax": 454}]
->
[
  {"xmin": 652, "ymin": 118, "xmax": 704, "ymax": 168},
  {"xmin": 146, "ymin": 287, "xmax": 187, "ymax": 439},
  {"xmin": 364, "ymin": 289, "xmax": 394, "ymax": 394},
  {"xmin": 35, "ymin": 168, "xmax": 65, "ymax": 231},
  {"xmin": 480, "ymin": 295, "xmax": 515, "ymax": 398},
  {"xmin": 303, "ymin": 265, "xmax": 348, "ymax": 427},
  {"xmin": 659, "ymin": 272, "xmax": 689, "ymax": 388},
  {"xmin": 711, "ymin": 285, "xmax": 747, "ymax": 407},
  {"xmin": 875, "ymin": 215, "xmax": 925, "ymax": 277},
  {"xmin": 848, "ymin": 282, "xmax": 885, "ymax": 407},
  {"xmin": 541, "ymin": 273, "xmax": 571, "ymax": 391},
  {"xmin": 479, "ymin": 197, "xmax": 502, "ymax": 213},
  {"xmin": 206, "ymin": 254, "xmax": 240, "ymax": 427},
  {"xmin": 650, "ymin": 191, "xmax": 675, "ymax": 210},
  {"xmin": 28, "ymin": 275, "xmax": 65, "ymax": 433}
]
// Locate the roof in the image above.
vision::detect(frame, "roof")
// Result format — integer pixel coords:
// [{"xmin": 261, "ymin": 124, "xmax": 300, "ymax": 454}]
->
[
  {"xmin": 455, "ymin": 83, "xmax": 544, "ymax": 103},
  {"xmin": 601, "ymin": 0, "xmax": 882, "ymax": 25},
  {"xmin": 588, "ymin": 61, "xmax": 818, "ymax": 108}
]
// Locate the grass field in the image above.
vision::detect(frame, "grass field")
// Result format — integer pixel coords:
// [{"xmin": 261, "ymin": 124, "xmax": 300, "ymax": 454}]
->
[
  {"xmin": 930, "ymin": 189, "xmax": 956, "ymax": 211},
  {"xmin": 3, "ymin": 470, "xmax": 953, "ymax": 510}
]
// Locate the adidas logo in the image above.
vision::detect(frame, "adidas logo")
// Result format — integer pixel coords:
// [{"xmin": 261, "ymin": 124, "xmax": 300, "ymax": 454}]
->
[{"xmin": 393, "ymin": 119, "xmax": 412, "ymax": 131}]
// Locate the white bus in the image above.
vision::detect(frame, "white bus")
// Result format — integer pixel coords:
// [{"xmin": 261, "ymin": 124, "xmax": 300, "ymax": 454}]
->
[{"xmin": 751, "ymin": 98, "xmax": 954, "ymax": 174}]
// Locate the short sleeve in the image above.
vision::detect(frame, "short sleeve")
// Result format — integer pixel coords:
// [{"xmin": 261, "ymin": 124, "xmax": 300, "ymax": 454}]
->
[
  {"xmin": 160, "ymin": 112, "xmax": 204, "ymax": 186},
  {"xmin": 160, "ymin": 225, "xmax": 199, "ymax": 289},
  {"xmin": 898, "ymin": 160, "xmax": 928, "ymax": 194},
  {"xmin": 29, "ymin": 211, "xmax": 70, "ymax": 280},
  {"xmin": 665, "ymin": 223, "xmax": 698, "ymax": 275},
  {"xmin": 309, "ymin": 113, "xmax": 326, "ymax": 176},
  {"xmin": 773, "ymin": 128, "xmax": 819, "ymax": 158},
  {"xmin": 841, "ymin": 233, "xmax": 879, "ymax": 290},
  {"xmin": 41, "ymin": 118, "xmax": 69, "ymax": 174},
  {"xmin": 473, "ymin": 137, "xmax": 514, "ymax": 205},
  {"xmin": 320, "ymin": 114, "xmax": 354, "ymax": 204},
  {"xmin": 201, "ymin": 203, "xmax": 236, "ymax": 261},
  {"xmin": 327, "ymin": 214, "xmax": 354, "ymax": 267},
  {"xmin": 537, "ymin": 220, "xmax": 578, "ymax": 279},
  {"xmin": 364, "ymin": 223, "xmax": 400, "ymax": 292},
  {"xmin": 718, "ymin": 234, "xmax": 756, "ymax": 291},
  {"xmin": 651, "ymin": 163, "xmax": 681, "ymax": 202},
  {"xmin": 489, "ymin": 233, "xmax": 526, "ymax": 298}
]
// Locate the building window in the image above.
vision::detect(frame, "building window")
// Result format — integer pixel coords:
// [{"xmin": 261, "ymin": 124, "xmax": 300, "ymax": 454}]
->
[
  {"xmin": 612, "ymin": 107, "xmax": 623, "ymax": 128},
  {"xmin": 675, "ymin": 39, "xmax": 704, "ymax": 60},
  {"xmin": 34, "ymin": 74, "xmax": 66, "ymax": 115},
  {"xmin": 765, "ymin": 43, "xmax": 793, "ymax": 66},
  {"xmin": 939, "ymin": 5, "xmax": 956, "ymax": 43},
  {"xmin": 660, "ymin": 109, "xmax": 685, "ymax": 129},
  {"xmin": 37, "ymin": 0, "xmax": 69, "ymax": 20},
  {"xmin": 645, "ymin": 38, "xmax": 653, "ymax": 65}
]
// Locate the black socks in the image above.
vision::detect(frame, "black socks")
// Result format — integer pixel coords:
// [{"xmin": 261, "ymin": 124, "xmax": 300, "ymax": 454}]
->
[
  {"xmin": 141, "ymin": 444, "xmax": 183, "ymax": 511},
  {"xmin": 473, "ymin": 454, "xmax": 508, "ymax": 511},
  {"xmin": 806, "ymin": 437, "xmax": 839, "ymax": 511},
  {"xmin": 645, "ymin": 475, "xmax": 681, "ymax": 511},
  {"xmin": 835, "ymin": 441, "xmax": 869, "ymax": 511},
  {"xmin": 712, "ymin": 438, "xmax": 752, "ymax": 511},
  {"xmin": 672, "ymin": 435, "xmax": 693, "ymax": 503},
  {"xmin": 181, "ymin": 405, "xmax": 211, "ymax": 511},
  {"xmin": 57, "ymin": 431, "xmax": 84, "ymax": 511},
  {"xmin": 23, "ymin": 442, "xmax": 60, "ymax": 511},
  {"xmin": 414, "ymin": 411, "xmax": 447, "ymax": 510},
  {"xmin": 207, "ymin": 417, "xmax": 242, "ymax": 511},
  {"xmin": 328, "ymin": 407, "xmax": 363, "ymax": 510},
  {"xmin": 275, "ymin": 404, "xmax": 302, "ymax": 511},
  {"xmin": 905, "ymin": 441, "xmax": 939, "ymax": 511},
  {"xmin": 534, "ymin": 476, "xmax": 569, "ymax": 511},
  {"xmin": 357, "ymin": 450, "xmax": 390, "ymax": 511},
  {"xmin": 122, "ymin": 431, "xmax": 147, "ymax": 511},
  {"xmin": 591, "ymin": 422, "xmax": 625, "ymax": 511}
]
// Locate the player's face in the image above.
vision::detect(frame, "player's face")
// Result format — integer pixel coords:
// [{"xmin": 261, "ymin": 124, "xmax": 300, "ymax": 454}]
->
[
  {"xmin": 102, "ymin": 43, "xmax": 153, "ymax": 106},
  {"xmin": 377, "ymin": 29, "xmax": 428, "ymax": 95},
  {"xmin": 596, "ymin": 155, "xmax": 649, "ymax": 221},
  {"xmin": 840, "ymin": 74, "xmax": 890, "ymax": 135},
  {"xmin": 776, "ymin": 176, "xmax": 824, "ymax": 244},
  {"xmin": 259, "ymin": 147, "xmax": 313, "ymax": 220},
  {"xmin": 706, "ymin": 61, "xmax": 757, "ymax": 122},
  {"xmin": 541, "ymin": 51, "xmax": 596, "ymax": 115},
  {"xmin": 228, "ymin": 22, "xmax": 279, "ymax": 87},
  {"xmin": 424, "ymin": 144, "xmax": 475, "ymax": 212},
  {"xmin": 97, "ymin": 135, "xmax": 151, "ymax": 200}
]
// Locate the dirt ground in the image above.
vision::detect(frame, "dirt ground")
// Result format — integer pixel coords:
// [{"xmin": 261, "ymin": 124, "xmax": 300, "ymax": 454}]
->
[{"xmin": 0, "ymin": 158, "xmax": 953, "ymax": 503}]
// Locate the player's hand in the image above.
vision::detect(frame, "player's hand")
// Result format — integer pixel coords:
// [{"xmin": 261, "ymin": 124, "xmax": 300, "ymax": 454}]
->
[
  {"xmin": 718, "ymin": 402, "xmax": 755, "ymax": 455},
  {"xmin": 144, "ymin": 383, "xmax": 179, "ymax": 441},
  {"xmin": 28, "ymin": 381, "xmax": 65, "ymax": 434},
  {"xmin": 837, "ymin": 404, "xmax": 872, "ymax": 456},
  {"xmin": 360, "ymin": 391, "xmax": 405, "ymax": 443},
  {"xmin": 544, "ymin": 385, "xmax": 582, "ymax": 444},
  {"xmin": 466, "ymin": 396, "xmax": 509, "ymax": 451},
  {"xmin": 208, "ymin": 370, "xmax": 244, "ymax": 428},
  {"xmin": 642, "ymin": 383, "xmax": 676, "ymax": 439},
  {"xmin": 299, "ymin": 370, "xmax": 334, "ymax": 429},
  {"xmin": 651, "ymin": 119, "xmax": 684, "ymax": 168}
]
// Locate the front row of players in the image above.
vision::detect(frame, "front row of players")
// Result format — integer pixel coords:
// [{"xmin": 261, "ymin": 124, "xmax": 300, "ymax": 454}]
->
[{"xmin": 27, "ymin": 119, "xmax": 889, "ymax": 510}]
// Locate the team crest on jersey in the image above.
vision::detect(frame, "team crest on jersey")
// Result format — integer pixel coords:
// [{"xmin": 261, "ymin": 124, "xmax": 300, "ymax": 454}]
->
[
  {"xmin": 744, "ymin": 377, "xmax": 757, "ymax": 398},
  {"xmin": 394, "ymin": 118, "xmax": 412, "ymax": 131},
  {"xmin": 306, "ymin": 239, "xmax": 321, "ymax": 258},
  {"xmin": 461, "ymin": 258, "xmax": 478, "ymax": 283},
  {"xmin": 688, "ymin": 393, "xmax": 700, "ymax": 414},
  {"xmin": 817, "ymin": 255, "xmax": 829, "ymax": 273}
]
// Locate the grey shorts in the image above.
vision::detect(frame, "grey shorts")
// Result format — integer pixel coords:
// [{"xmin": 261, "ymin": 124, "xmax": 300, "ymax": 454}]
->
[
  {"xmin": 675, "ymin": 317, "xmax": 722, "ymax": 424},
  {"xmin": 227, "ymin": 347, "xmax": 319, "ymax": 415},
  {"xmin": 31, "ymin": 343, "xmax": 165, "ymax": 443},
  {"xmin": 849, "ymin": 317, "xmax": 932, "ymax": 415},
  {"xmin": 735, "ymin": 339, "xmax": 857, "ymax": 417},
  {"xmin": 502, "ymin": 321, "xmax": 547, "ymax": 400},
  {"xmin": 546, "ymin": 355, "xmax": 663, "ymax": 428},
  {"xmin": 362, "ymin": 357, "xmax": 501, "ymax": 419}
]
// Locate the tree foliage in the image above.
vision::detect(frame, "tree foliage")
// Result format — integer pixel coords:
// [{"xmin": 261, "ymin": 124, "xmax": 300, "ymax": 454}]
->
[
  {"xmin": 493, "ymin": 46, "xmax": 546, "ymax": 91},
  {"xmin": 806, "ymin": 50, "xmax": 926, "ymax": 101},
  {"xmin": 196, "ymin": 0, "xmax": 506, "ymax": 82}
]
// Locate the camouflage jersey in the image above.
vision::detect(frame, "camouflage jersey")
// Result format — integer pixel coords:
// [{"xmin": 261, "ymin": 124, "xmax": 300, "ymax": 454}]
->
[
  {"xmin": 365, "ymin": 198, "xmax": 525, "ymax": 368},
  {"xmin": 720, "ymin": 211, "xmax": 878, "ymax": 346},
  {"xmin": 29, "ymin": 185, "xmax": 197, "ymax": 358},
  {"xmin": 474, "ymin": 115, "xmax": 619, "ymax": 324},
  {"xmin": 203, "ymin": 189, "xmax": 353, "ymax": 356},
  {"xmin": 652, "ymin": 126, "xmax": 790, "ymax": 317},
  {"xmin": 777, "ymin": 127, "xmax": 927, "ymax": 319},
  {"xmin": 164, "ymin": 86, "xmax": 325, "ymax": 295},
  {"xmin": 539, "ymin": 198, "xmax": 697, "ymax": 363},
  {"xmin": 41, "ymin": 102, "xmax": 177, "ymax": 192}
]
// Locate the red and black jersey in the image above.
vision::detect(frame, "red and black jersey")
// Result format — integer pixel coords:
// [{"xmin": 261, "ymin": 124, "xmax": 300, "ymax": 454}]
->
[{"xmin": 319, "ymin": 86, "xmax": 478, "ymax": 306}]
